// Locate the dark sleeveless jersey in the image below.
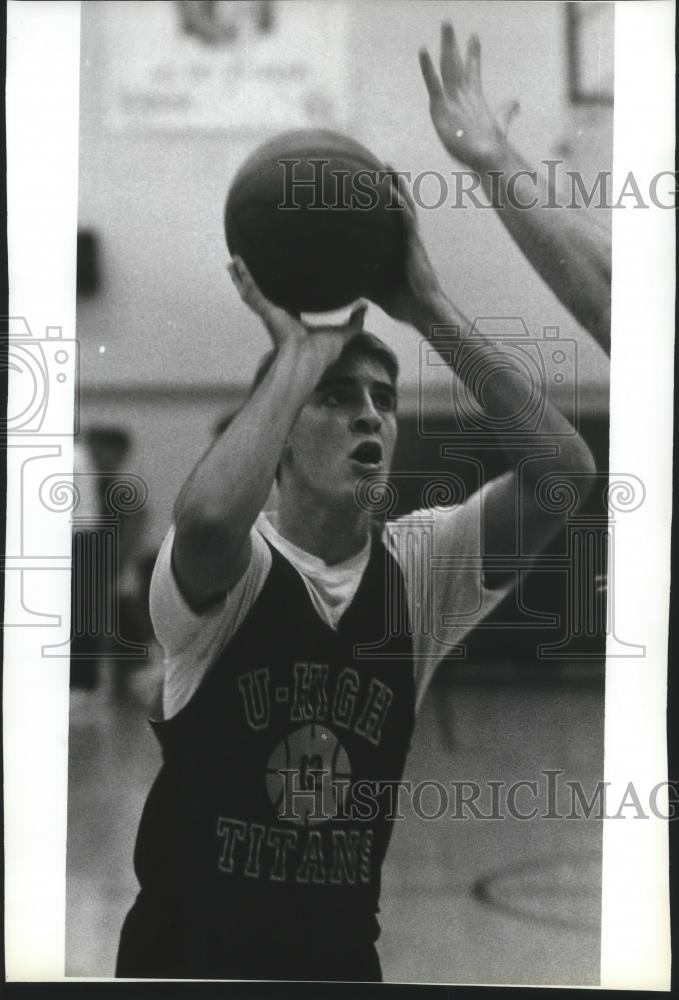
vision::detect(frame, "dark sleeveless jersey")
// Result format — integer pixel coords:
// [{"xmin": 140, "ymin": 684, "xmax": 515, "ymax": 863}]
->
[{"xmin": 129, "ymin": 533, "xmax": 415, "ymax": 974}]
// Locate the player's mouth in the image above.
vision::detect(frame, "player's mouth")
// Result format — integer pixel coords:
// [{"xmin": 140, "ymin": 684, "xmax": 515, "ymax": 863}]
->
[{"xmin": 349, "ymin": 440, "xmax": 383, "ymax": 469}]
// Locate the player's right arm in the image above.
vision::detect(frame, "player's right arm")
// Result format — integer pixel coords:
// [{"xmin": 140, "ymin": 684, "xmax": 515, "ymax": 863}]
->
[{"xmin": 172, "ymin": 257, "xmax": 366, "ymax": 611}]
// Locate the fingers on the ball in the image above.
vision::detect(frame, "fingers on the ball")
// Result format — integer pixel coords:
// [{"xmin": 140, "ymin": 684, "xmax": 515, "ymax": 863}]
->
[
  {"xmin": 345, "ymin": 301, "xmax": 368, "ymax": 334},
  {"xmin": 418, "ymin": 48, "xmax": 443, "ymax": 102},
  {"xmin": 383, "ymin": 162, "xmax": 396, "ymax": 192},
  {"xmin": 398, "ymin": 178, "xmax": 417, "ymax": 215},
  {"xmin": 382, "ymin": 163, "xmax": 415, "ymax": 218},
  {"xmin": 384, "ymin": 166, "xmax": 408, "ymax": 211},
  {"xmin": 228, "ymin": 256, "xmax": 245, "ymax": 287},
  {"xmin": 231, "ymin": 255, "xmax": 253, "ymax": 285},
  {"xmin": 227, "ymin": 261, "xmax": 246, "ymax": 297},
  {"xmin": 231, "ymin": 257, "xmax": 266, "ymax": 309}
]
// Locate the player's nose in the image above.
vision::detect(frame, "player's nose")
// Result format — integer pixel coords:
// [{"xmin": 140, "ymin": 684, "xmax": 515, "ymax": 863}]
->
[{"xmin": 350, "ymin": 393, "xmax": 382, "ymax": 434}]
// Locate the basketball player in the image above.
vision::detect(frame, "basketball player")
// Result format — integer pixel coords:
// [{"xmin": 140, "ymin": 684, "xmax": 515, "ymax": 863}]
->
[{"xmin": 116, "ymin": 29, "xmax": 603, "ymax": 984}]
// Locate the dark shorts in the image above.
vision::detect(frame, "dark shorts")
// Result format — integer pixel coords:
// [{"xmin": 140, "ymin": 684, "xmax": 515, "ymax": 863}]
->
[{"xmin": 116, "ymin": 892, "xmax": 383, "ymax": 982}]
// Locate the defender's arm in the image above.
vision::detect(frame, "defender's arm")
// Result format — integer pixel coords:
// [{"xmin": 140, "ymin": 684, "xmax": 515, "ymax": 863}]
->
[{"xmin": 419, "ymin": 22, "xmax": 611, "ymax": 354}]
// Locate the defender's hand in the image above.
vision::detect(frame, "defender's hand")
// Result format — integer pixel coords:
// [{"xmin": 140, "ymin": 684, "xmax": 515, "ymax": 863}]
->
[
  {"xmin": 419, "ymin": 22, "xmax": 520, "ymax": 172},
  {"xmin": 228, "ymin": 256, "xmax": 367, "ymax": 369}
]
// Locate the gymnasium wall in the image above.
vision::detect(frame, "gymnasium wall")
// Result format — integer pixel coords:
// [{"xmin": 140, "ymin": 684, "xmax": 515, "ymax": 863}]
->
[{"xmin": 76, "ymin": 0, "xmax": 613, "ymax": 551}]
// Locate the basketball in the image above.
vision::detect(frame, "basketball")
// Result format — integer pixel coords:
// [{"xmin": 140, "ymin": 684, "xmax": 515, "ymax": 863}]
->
[
  {"xmin": 224, "ymin": 129, "xmax": 405, "ymax": 313},
  {"xmin": 265, "ymin": 723, "xmax": 352, "ymax": 825}
]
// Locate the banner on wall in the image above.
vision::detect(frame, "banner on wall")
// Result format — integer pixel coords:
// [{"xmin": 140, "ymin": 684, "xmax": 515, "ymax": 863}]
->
[{"xmin": 107, "ymin": 0, "xmax": 351, "ymax": 132}]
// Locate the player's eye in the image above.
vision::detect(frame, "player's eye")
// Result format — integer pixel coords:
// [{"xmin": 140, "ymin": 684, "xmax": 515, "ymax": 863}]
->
[
  {"xmin": 324, "ymin": 388, "xmax": 349, "ymax": 406},
  {"xmin": 373, "ymin": 390, "xmax": 395, "ymax": 413}
]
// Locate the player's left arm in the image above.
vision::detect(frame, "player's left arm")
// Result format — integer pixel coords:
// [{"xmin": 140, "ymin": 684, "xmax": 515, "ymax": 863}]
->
[
  {"xmin": 419, "ymin": 298, "xmax": 595, "ymax": 561},
  {"xmin": 374, "ymin": 186, "xmax": 596, "ymax": 562}
]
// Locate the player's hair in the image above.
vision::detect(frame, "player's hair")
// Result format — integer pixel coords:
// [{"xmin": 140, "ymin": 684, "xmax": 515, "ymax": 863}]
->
[
  {"xmin": 213, "ymin": 333, "xmax": 399, "ymax": 434},
  {"xmin": 250, "ymin": 331, "xmax": 399, "ymax": 397}
]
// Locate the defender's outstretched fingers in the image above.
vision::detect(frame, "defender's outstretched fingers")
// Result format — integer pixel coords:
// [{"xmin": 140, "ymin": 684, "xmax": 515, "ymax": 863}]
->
[
  {"xmin": 466, "ymin": 33, "xmax": 482, "ymax": 91},
  {"xmin": 499, "ymin": 99, "xmax": 521, "ymax": 137},
  {"xmin": 418, "ymin": 48, "xmax": 444, "ymax": 102},
  {"xmin": 440, "ymin": 21, "xmax": 465, "ymax": 97}
]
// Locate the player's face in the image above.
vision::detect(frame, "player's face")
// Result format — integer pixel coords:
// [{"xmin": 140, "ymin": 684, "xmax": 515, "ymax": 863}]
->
[{"xmin": 282, "ymin": 353, "xmax": 398, "ymax": 504}]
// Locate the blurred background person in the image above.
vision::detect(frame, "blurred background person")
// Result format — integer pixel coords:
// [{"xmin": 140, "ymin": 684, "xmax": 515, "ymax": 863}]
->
[
  {"xmin": 70, "ymin": 434, "xmax": 105, "ymax": 691},
  {"xmin": 83, "ymin": 426, "xmax": 157, "ymax": 699}
]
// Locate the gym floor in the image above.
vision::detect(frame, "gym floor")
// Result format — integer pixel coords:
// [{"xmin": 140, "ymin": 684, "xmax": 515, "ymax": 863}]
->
[{"xmin": 66, "ymin": 655, "xmax": 604, "ymax": 986}]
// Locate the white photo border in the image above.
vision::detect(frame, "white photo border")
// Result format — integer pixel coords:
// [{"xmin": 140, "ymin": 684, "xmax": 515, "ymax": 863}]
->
[{"xmin": 4, "ymin": 0, "xmax": 675, "ymax": 987}]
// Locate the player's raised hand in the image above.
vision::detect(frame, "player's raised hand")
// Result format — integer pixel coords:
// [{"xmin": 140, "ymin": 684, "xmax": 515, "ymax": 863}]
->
[
  {"xmin": 228, "ymin": 255, "xmax": 305, "ymax": 349},
  {"xmin": 228, "ymin": 255, "xmax": 367, "ymax": 364},
  {"xmin": 419, "ymin": 22, "xmax": 520, "ymax": 171}
]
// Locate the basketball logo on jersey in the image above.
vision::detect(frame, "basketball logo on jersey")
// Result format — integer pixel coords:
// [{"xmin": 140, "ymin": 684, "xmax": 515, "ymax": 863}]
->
[{"xmin": 265, "ymin": 723, "xmax": 352, "ymax": 825}]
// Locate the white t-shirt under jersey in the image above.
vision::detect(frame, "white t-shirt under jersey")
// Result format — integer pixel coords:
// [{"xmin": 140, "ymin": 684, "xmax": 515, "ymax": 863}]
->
[{"xmin": 151, "ymin": 472, "xmax": 515, "ymax": 720}]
